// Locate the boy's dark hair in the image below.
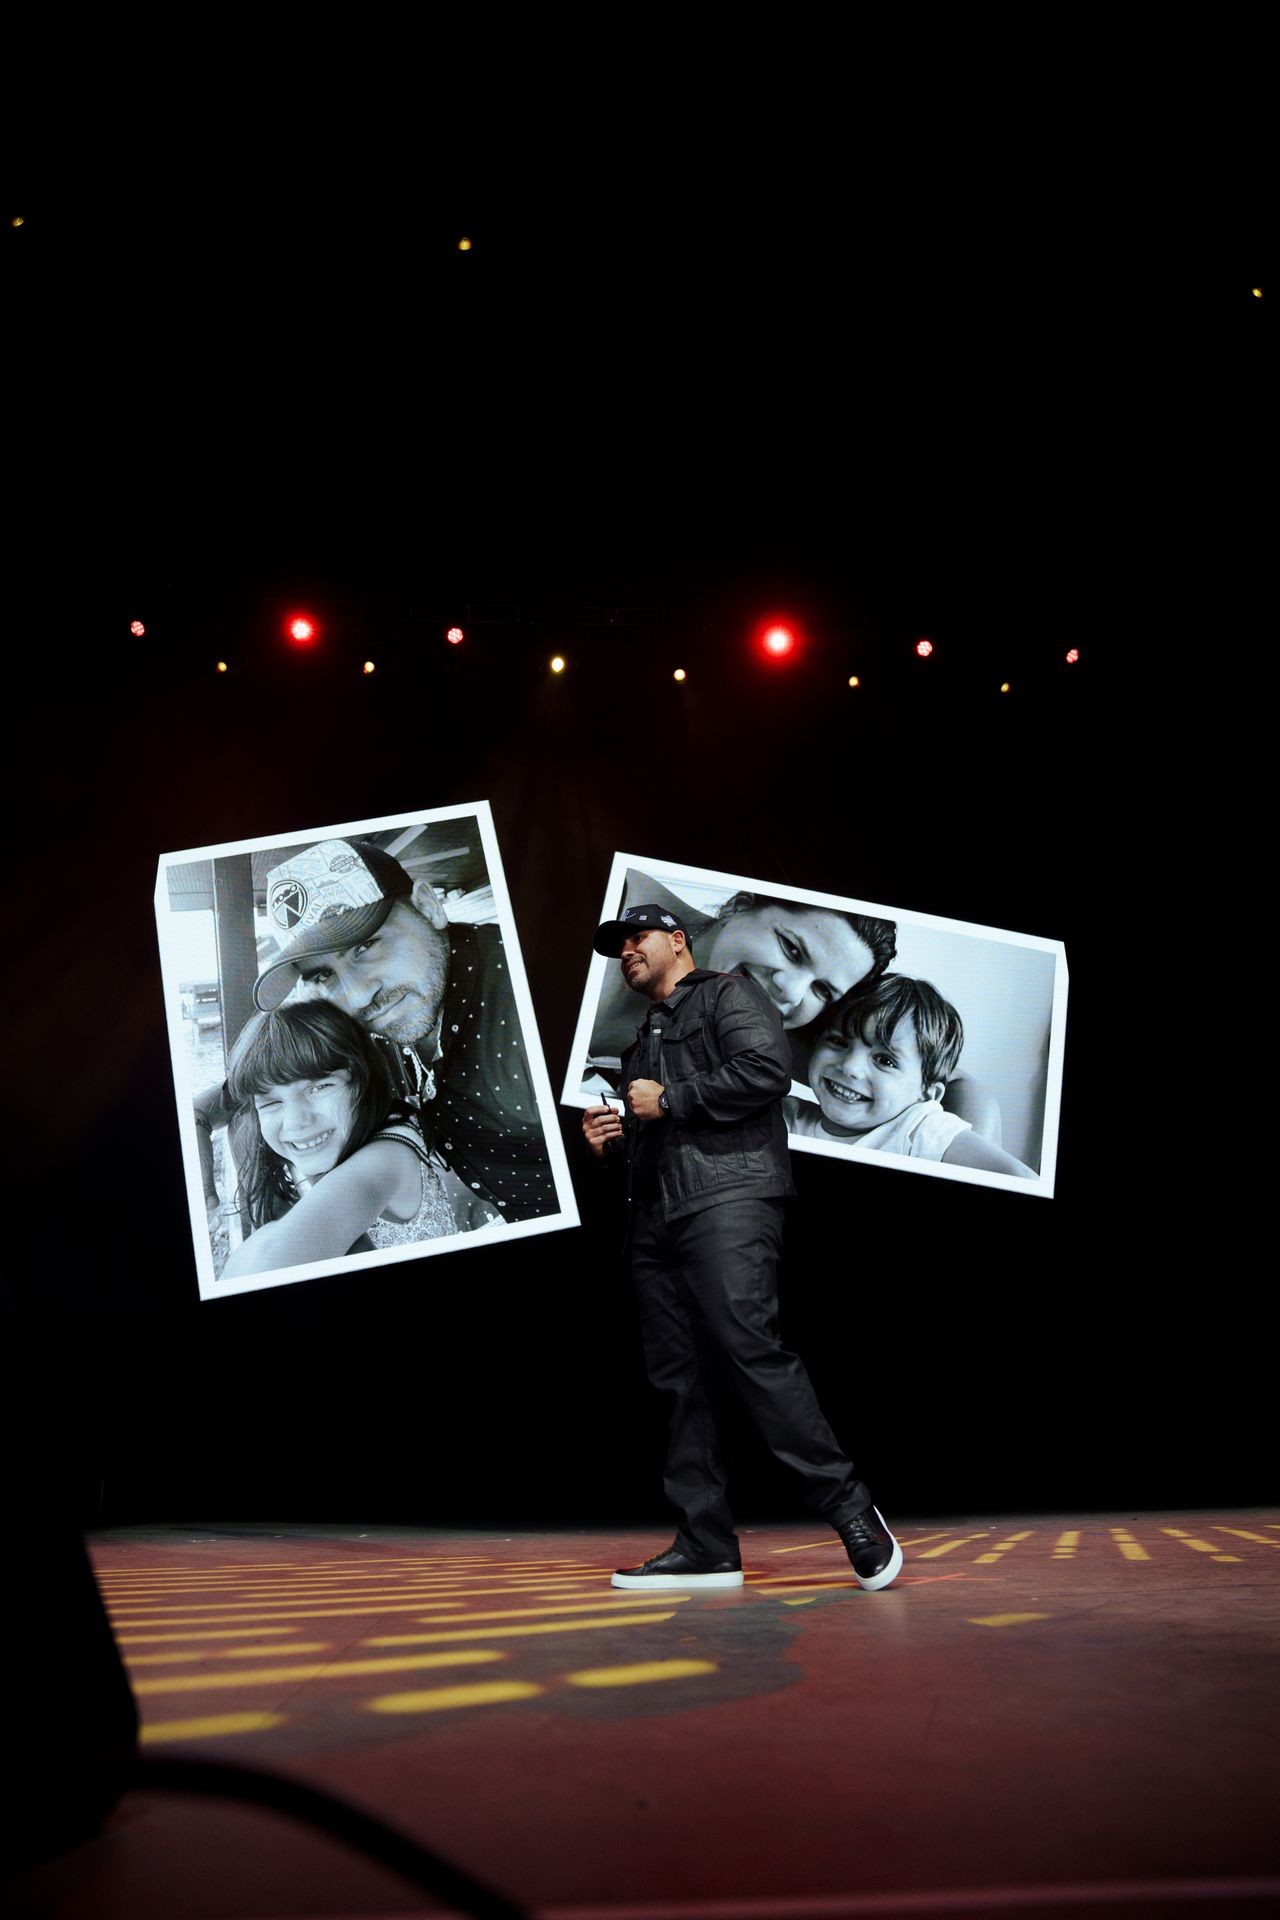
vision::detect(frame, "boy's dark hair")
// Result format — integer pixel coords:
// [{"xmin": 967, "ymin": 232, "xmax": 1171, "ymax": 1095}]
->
[
  {"xmin": 823, "ymin": 973, "xmax": 964, "ymax": 1091},
  {"xmin": 225, "ymin": 1002, "xmax": 399, "ymax": 1229}
]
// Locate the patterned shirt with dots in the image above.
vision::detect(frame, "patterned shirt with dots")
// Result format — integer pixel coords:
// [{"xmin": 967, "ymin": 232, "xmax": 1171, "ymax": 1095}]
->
[{"xmin": 414, "ymin": 923, "xmax": 557, "ymax": 1223}]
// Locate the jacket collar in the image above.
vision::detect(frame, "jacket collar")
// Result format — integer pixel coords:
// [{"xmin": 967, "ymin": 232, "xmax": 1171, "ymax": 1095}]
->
[{"xmin": 642, "ymin": 967, "xmax": 719, "ymax": 1020}]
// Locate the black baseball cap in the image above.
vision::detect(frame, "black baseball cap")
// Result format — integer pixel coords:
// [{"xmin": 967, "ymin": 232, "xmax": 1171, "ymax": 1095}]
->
[{"xmin": 593, "ymin": 903, "xmax": 692, "ymax": 957}]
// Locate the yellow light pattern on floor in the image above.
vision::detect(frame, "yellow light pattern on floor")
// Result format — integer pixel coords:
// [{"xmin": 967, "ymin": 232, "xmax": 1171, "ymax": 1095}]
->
[
  {"xmin": 102, "ymin": 1556, "xmax": 596, "ymax": 1579},
  {"xmin": 113, "ymin": 1588, "xmax": 461, "ymax": 1606},
  {"xmin": 564, "ymin": 1660, "xmax": 717, "ymax": 1687},
  {"xmin": 122, "ymin": 1580, "xmax": 406, "ymax": 1599},
  {"xmin": 132, "ymin": 1649, "xmax": 501, "ymax": 1695},
  {"xmin": 765, "ymin": 1583, "xmax": 857, "ymax": 1596},
  {"xmin": 103, "ymin": 1558, "xmax": 602, "ymax": 1578},
  {"xmin": 369, "ymin": 1595, "xmax": 688, "ymax": 1640},
  {"xmin": 110, "ymin": 1568, "xmax": 598, "ymax": 1585},
  {"xmin": 102, "ymin": 1572, "xmax": 462, "ymax": 1587},
  {"xmin": 748, "ymin": 1571, "xmax": 862, "ymax": 1586},
  {"xmin": 361, "ymin": 1612, "xmax": 678, "ymax": 1648},
  {"xmin": 104, "ymin": 1596, "xmax": 593, "ymax": 1629},
  {"xmin": 129, "ymin": 1642, "xmax": 332, "ymax": 1666},
  {"xmin": 917, "ymin": 1533, "xmax": 993, "ymax": 1559},
  {"xmin": 369, "ymin": 1681, "xmax": 543, "ymax": 1714},
  {"xmin": 98, "ymin": 1524, "xmax": 1280, "ymax": 1756},
  {"xmin": 1161, "ymin": 1529, "xmax": 1241, "ymax": 1563},
  {"xmin": 974, "ymin": 1530, "xmax": 1034, "ymax": 1564},
  {"xmin": 105, "ymin": 1585, "xmax": 570, "ymax": 1618},
  {"xmin": 104, "ymin": 1581, "xmax": 624, "ymax": 1629},
  {"xmin": 139, "ymin": 1712, "xmax": 285, "ymax": 1744},
  {"xmin": 766, "ymin": 1530, "xmax": 959, "ymax": 1553},
  {"xmin": 380, "ymin": 1584, "xmax": 614, "ymax": 1603},
  {"xmin": 102, "ymin": 1565, "xmax": 595, "ymax": 1591},
  {"xmin": 112, "ymin": 1576, "xmax": 417, "ymax": 1590},
  {"xmin": 402, "ymin": 1591, "xmax": 681, "ymax": 1617},
  {"xmin": 94, "ymin": 1516, "xmax": 1280, "ymax": 1748},
  {"xmin": 112, "ymin": 1556, "xmax": 466, "ymax": 1574},
  {"xmin": 115, "ymin": 1625, "xmax": 308, "ymax": 1645},
  {"xmin": 968, "ymin": 1613, "xmax": 1052, "ymax": 1628}
]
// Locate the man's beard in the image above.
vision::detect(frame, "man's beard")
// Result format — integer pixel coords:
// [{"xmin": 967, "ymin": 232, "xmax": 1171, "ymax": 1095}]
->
[{"xmin": 360, "ymin": 975, "xmax": 446, "ymax": 1047}]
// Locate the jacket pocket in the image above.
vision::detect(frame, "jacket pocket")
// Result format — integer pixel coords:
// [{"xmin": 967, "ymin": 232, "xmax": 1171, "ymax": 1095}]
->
[
  {"xmin": 681, "ymin": 1131, "xmax": 749, "ymax": 1187},
  {"xmin": 662, "ymin": 1028, "xmax": 711, "ymax": 1081}
]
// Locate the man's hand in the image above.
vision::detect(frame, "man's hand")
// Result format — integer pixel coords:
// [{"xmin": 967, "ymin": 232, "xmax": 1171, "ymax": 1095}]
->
[
  {"xmin": 627, "ymin": 1079, "xmax": 667, "ymax": 1122},
  {"xmin": 582, "ymin": 1098, "xmax": 625, "ymax": 1160}
]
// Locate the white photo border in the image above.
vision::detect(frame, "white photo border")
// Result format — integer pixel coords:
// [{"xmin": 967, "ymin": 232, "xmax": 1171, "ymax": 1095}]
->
[
  {"xmin": 157, "ymin": 800, "xmax": 579, "ymax": 1300},
  {"xmin": 562, "ymin": 851, "xmax": 1068, "ymax": 1200}
]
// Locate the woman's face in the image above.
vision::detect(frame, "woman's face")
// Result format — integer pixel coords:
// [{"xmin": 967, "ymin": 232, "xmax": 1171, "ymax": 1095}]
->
[
  {"xmin": 701, "ymin": 904, "xmax": 876, "ymax": 1029},
  {"xmin": 253, "ymin": 1069, "xmax": 357, "ymax": 1179}
]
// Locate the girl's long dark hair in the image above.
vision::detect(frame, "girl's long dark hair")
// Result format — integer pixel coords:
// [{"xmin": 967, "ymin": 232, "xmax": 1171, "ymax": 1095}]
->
[{"xmin": 224, "ymin": 1003, "xmax": 403, "ymax": 1230}]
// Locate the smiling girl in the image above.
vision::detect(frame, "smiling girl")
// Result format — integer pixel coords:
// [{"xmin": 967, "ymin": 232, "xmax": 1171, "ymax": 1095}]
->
[{"xmin": 219, "ymin": 1003, "xmax": 498, "ymax": 1280}]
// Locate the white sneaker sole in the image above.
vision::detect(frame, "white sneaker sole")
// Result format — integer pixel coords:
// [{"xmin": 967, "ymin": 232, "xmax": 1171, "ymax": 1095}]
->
[
  {"xmin": 610, "ymin": 1569, "xmax": 744, "ymax": 1590},
  {"xmin": 854, "ymin": 1516, "xmax": 904, "ymax": 1592}
]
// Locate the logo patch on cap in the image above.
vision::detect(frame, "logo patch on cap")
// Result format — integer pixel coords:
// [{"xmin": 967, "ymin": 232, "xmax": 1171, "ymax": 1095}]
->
[
  {"xmin": 330, "ymin": 852, "xmax": 358, "ymax": 874},
  {"xmin": 270, "ymin": 879, "xmax": 309, "ymax": 930}
]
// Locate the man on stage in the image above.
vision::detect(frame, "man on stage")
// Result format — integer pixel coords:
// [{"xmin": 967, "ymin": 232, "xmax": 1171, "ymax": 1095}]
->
[{"xmin": 582, "ymin": 903, "xmax": 902, "ymax": 1592}]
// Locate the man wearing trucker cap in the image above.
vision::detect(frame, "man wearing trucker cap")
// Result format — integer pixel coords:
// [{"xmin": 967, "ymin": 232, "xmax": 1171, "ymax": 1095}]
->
[
  {"xmin": 196, "ymin": 838, "xmax": 555, "ymax": 1225},
  {"xmin": 582, "ymin": 902, "xmax": 901, "ymax": 1593}
]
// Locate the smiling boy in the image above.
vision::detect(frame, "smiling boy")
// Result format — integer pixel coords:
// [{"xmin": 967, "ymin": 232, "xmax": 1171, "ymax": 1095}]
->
[{"xmin": 789, "ymin": 974, "xmax": 1036, "ymax": 1178}]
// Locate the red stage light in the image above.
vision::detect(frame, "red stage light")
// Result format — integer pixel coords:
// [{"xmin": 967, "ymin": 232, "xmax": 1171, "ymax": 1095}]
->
[
  {"xmin": 287, "ymin": 615, "xmax": 316, "ymax": 645},
  {"xmin": 754, "ymin": 617, "xmax": 802, "ymax": 665},
  {"xmin": 130, "ymin": 619, "xmax": 145, "ymax": 637},
  {"xmin": 1065, "ymin": 648, "xmax": 1080, "ymax": 665},
  {"xmin": 915, "ymin": 638, "xmax": 934, "ymax": 659},
  {"xmin": 446, "ymin": 626, "xmax": 465, "ymax": 645}
]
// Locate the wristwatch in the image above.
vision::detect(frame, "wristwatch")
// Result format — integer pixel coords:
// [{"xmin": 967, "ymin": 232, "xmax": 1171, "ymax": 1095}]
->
[{"xmin": 658, "ymin": 1090, "xmax": 670, "ymax": 1115}]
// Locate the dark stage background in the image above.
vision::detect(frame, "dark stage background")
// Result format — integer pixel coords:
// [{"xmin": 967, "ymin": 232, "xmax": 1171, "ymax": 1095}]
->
[{"xmin": 5, "ymin": 102, "xmax": 1266, "ymax": 1532}]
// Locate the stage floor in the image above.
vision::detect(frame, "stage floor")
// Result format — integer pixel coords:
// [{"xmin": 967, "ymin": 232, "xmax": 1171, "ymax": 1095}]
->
[{"xmin": 7, "ymin": 1512, "xmax": 1279, "ymax": 1919}]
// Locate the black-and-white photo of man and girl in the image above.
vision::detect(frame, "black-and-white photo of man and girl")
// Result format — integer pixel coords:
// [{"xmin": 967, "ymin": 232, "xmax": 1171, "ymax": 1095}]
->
[
  {"xmin": 569, "ymin": 860, "xmax": 1067, "ymax": 1196},
  {"xmin": 157, "ymin": 807, "xmax": 575, "ymax": 1299}
]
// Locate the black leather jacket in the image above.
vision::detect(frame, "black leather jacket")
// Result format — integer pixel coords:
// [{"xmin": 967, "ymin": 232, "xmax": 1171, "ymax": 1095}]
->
[{"xmin": 619, "ymin": 968, "xmax": 796, "ymax": 1221}]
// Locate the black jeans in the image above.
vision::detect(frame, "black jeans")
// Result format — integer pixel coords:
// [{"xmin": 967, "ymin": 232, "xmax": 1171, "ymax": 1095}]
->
[{"xmin": 630, "ymin": 1194, "xmax": 868, "ymax": 1561}]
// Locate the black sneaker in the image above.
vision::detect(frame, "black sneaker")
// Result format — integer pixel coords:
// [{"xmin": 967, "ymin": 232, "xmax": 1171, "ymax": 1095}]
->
[
  {"xmin": 611, "ymin": 1546, "xmax": 744, "ymax": 1590},
  {"xmin": 837, "ymin": 1505, "xmax": 903, "ymax": 1591}
]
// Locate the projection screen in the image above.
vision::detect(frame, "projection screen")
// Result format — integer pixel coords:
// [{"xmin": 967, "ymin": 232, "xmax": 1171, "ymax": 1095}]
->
[
  {"xmin": 564, "ymin": 854, "xmax": 1067, "ymax": 1198},
  {"xmin": 157, "ymin": 802, "xmax": 578, "ymax": 1299}
]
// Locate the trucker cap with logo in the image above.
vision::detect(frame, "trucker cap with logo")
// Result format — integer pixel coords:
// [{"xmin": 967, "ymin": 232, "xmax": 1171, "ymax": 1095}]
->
[{"xmin": 253, "ymin": 839, "xmax": 414, "ymax": 1011}]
